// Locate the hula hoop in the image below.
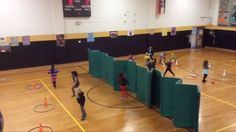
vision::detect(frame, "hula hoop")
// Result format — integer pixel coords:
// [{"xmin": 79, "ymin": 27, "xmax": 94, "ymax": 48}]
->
[
  {"xmin": 33, "ymin": 104, "xmax": 54, "ymax": 113},
  {"xmin": 28, "ymin": 125, "xmax": 53, "ymax": 132}
]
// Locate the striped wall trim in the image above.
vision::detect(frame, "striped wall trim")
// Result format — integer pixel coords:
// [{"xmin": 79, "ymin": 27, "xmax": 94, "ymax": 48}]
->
[{"xmin": 5, "ymin": 25, "xmax": 207, "ymax": 43}]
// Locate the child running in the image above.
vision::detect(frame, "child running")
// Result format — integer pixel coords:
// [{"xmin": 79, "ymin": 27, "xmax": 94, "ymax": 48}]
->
[
  {"xmin": 163, "ymin": 59, "xmax": 175, "ymax": 77},
  {"xmin": 118, "ymin": 73, "xmax": 129, "ymax": 100},
  {"xmin": 48, "ymin": 64, "xmax": 59, "ymax": 88}
]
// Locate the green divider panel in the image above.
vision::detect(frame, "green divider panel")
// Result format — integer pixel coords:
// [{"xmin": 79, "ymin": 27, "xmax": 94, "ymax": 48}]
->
[
  {"xmin": 107, "ymin": 56, "xmax": 114, "ymax": 85},
  {"xmin": 151, "ymin": 69, "xmax": 162, "ymax": 107},
  {"xmin": 173, "ymin": 84, "xmax": 200, "ymax": 132},
  {"xmin": 160, "ymin": 77, "xmax": 182, "ymax": 117},
  {"xmin": 100, "ymin": 52, "xmax": 109, "ymax": 80},
  {"xmin": 88, "ymin": 50, "xmax": 101, "ymax": 77},
  {"xmin": 126, "ymin": 61, "xmax": 137, "ymax": 92},
  {"xmin": 136, "ymin": 66, "xmax": 152, "ymax": 107},
  {"xmin": 113, "ymin": 60, "xmax": 128, "ymax": 91}
]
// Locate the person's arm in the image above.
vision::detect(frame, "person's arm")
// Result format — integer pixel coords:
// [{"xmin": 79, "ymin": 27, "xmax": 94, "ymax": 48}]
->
[{"xmin": 55, "ymin": 69, "xmax": 59, "ymax": 73}]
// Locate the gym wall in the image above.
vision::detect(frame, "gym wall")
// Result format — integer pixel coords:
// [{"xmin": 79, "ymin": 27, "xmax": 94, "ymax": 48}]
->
[
  {"xmin": 203, "ymin": 26, "xmax": 236, "ymax": 50},
  {"xmin": 0, "ymin": 0, "xmax": 211, "ymax": 70},
  {"xmin": 0, "ymin": 26, "xmax": 195, "ymax": 70},
  {"xmin": 0, "ymin": 0, "xmax": 211, "ymax": 36}
]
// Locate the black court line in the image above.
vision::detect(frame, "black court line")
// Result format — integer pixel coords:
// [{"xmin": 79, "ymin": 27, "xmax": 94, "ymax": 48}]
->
[
  {"xmin": 87, "ymin": 83, "xmax": 145, "ymax": 109},
  {"xmin": 88, "ymin": 77, "xmax": 192, "ymax": 131}
]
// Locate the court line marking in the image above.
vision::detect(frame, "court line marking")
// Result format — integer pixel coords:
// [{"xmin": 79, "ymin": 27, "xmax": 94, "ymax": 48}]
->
[
  {"xmin": 0, "ymin": 75, "xmax": 68, "ymax": 86},
  {"xmin": 203, "ymin": 93, "xmax": 236, "ymax": 132},
  {"xmin": 39, "ymin": 79, "xmax": 86, "ymax": 132},
  {"xmin": 202, "ymin": 93, "xmax": 236, "ymax": 108},
  {"xmin": 0, "ymin": 65, "xmax": 88, "ymax": 86},
  {"xmin": 215, "ymin": 123, "xmax": 236, "ymax": 132},
  {"xmin": 2, "ymin": 65, "xmax": 235, "ymax": 131},
  {"xmin": 0, "ymin": 79, "xmax": 36, "ymax": 86}
]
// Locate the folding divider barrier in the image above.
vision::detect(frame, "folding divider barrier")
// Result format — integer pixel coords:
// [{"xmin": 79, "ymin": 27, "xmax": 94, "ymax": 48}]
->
[
  {"xmin": 107, "ymin": 56, "xmax": 114, "ymax": 86},
  {"xmin": 160, "ymin": 77, "xmax": 182, "ymax": 117},
  {"xmin": 151, "ymin": 69, "xmax": 162, "ymax": 108},
  {"xmin": 112, "ymin": 60, "xmax": 128, "ymax": 91},
  {"xmin": 173, "ymin": 83, "xmax": 200, "ymax": 132},
  {"xmin": 136, "ymin": 66, "xmax": 152, "ymax": 107},
  {"xmin": 88, "ymin": 50, "xmax": 102, "ymax": 77},
  {"xmin": 88, "ymin": 50, "xmax": 200, "ymax": 132},
  {"xmin": 126, "ymin": 61, "xmax": 137, "ymax": 92}
]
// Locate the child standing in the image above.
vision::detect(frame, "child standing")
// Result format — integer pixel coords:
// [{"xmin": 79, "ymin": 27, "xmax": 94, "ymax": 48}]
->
[
  {"xmin": 118, "ymin": 73, "xmax": 129, "ymax": 100},
  {"xmin": 76, "ymin": 91, "xmax": 87, "ymax": 121},
  {"xmin": 48, "ymin": 64, "xmax": 59, "ymax": 88},
  {"xmin": 171, "ymin": 53, "xmax": 176, "ymax": 63},
  {"xmin": 202, "ymin": 60, "xmax": 209, "ymax": 83},
  {"xmin": 159, "ymin": 52, "xmax": 166, "ymax": 65},
  {"xmin": 147, "ymin": 46, "xmax": 154, "ymax": 57},
  {"xmin": 71, "ymin": 71, "xmax": 80, "ymax": 97}
]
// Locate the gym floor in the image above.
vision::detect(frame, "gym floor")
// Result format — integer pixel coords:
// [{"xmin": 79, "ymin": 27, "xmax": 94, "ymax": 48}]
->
[{"xmin": 0, "ymin": 48, "xmax": 235, "ymax": 132}]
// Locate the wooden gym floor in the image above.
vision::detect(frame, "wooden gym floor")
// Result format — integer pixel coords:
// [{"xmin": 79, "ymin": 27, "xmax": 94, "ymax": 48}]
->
[{"xmin": 0, "ymin": 48, "xmax": 236, "ymax": 132}]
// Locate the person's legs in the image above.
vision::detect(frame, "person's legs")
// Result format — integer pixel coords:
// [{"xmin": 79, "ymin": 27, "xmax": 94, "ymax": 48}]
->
[
  {"xmin": 80, "ymin": 104, "xmax": 87, "ymax": 121},
  {"xmin": 51, "ymin": 77, "xmax": 57, "ymax": 88},
  {"xmin": 53, "ymin": 81, "xmax": 56, "ymax": 88},
  {"xmin": 72, "ymin": 86, "xmax": 76, "ymax": 96},
  {"xmin": 202, "ymin": 74, "xmax": 207, "ymax": 83},
  {"xmin": 121, "ymin": 86, "xmax": 125, "ymax": 99},
  {"xmin": 163, "ymin": 68, "xmax": 168, "ymax": 76},
  {"xmin": 123, "ymin": 86, "xmax": 127, "ymax": 99},
  {"xmin": 169, "ymin": 69, "xmax": 175, "ymax": 77}
]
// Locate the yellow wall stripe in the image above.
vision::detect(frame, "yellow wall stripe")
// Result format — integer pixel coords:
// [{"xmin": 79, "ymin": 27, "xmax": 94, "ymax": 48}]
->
[
  {"xmin": 39, "ymin": 79, "xmax": 86, "ymax": 132},
  {"xmin": 5, "ymin": 25, "xmax": 208, "ymax": 43},
  {"xmin": 205, "ymin": 25, "xmax": 236, "ymax": 31}
]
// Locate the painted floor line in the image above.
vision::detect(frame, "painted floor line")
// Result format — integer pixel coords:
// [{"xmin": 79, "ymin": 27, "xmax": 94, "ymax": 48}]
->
[
  {"xmin": 202, "ymin": 93, "xmax": 236, "ymax": 108},
  {"xmin": 215, "ymin": 122, "xmax": 236, "ymax": 132},
  {"xmin": 0, "ymin": 66, "xmax": 88, "ymax": 86},
  {"xmin": 39, "ymin": 79, "xmax": 86, "ymax": 132},
  {"xmin": 0, "ymin": 74, "xmax": 69, "ymax": 86}
]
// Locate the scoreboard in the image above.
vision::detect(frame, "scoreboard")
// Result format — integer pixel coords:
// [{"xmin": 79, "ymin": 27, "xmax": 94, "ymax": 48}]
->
[{"xmin": 63, "ymin": 0, "xmax": 91, "ymax": 17}]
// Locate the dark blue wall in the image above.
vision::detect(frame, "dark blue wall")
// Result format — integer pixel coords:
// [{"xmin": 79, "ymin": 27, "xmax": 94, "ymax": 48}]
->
[
  {"xmin": 203, "ymin": 29, "xmax": 236, "ymax": 50},
  {"xmin": 0, "ymin": 31, "xmax": 191, "ymax": 70}
]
